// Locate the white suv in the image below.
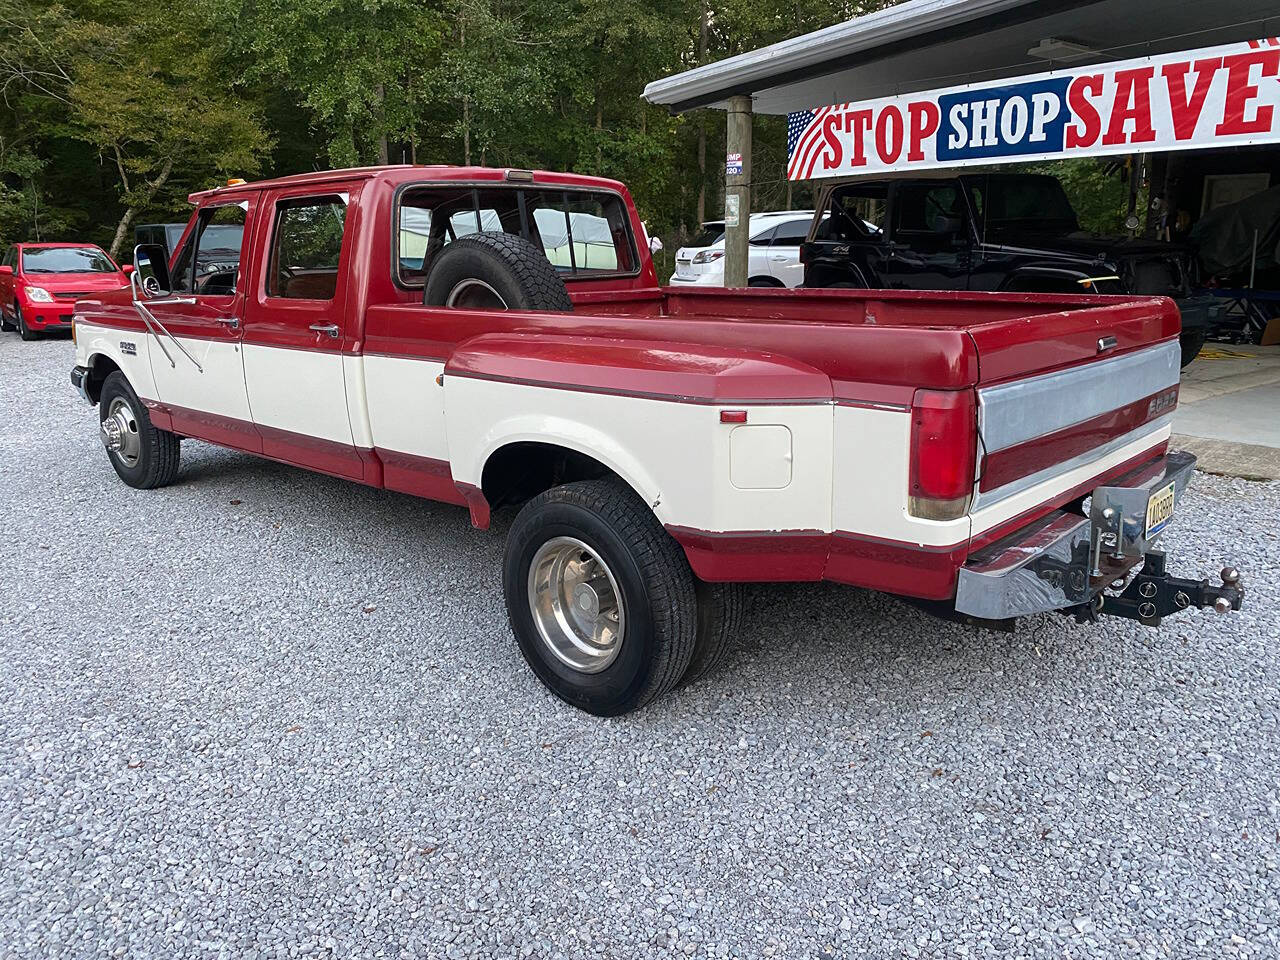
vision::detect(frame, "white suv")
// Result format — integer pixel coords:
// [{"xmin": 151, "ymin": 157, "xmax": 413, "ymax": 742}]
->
[{"xmin": 671, "ymin": 211, "xmax": 819, "ymax": 288}]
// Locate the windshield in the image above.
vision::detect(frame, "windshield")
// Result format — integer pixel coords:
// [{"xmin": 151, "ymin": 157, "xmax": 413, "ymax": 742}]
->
[
  {"xmin": 196, "ymin": 224, "xmax": 244, "ymax": 255},
  {"xmin": 21, "ymin": 247, "xmax": 117, "ymax": 274},
  {"xmin": 965, "ymin": 175, "xmax": 1080, "ymax": 233}
]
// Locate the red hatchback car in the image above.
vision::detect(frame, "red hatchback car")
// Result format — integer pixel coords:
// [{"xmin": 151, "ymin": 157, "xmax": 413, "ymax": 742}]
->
[{"xmin": 0, "ymin": 242, "xmax": 130, "ymax": 340}]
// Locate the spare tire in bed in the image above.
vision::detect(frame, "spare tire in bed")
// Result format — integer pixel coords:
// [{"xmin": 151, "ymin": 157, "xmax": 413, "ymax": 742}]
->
[{"xmin": 424, "ymin": 232, "xmax": 573, "ymax": 311}]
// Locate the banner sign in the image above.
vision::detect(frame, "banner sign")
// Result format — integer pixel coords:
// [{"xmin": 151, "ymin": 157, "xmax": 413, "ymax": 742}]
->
[{"xmin": 786, "ymin": 37, "xmax": 1280, "ymax": 181}]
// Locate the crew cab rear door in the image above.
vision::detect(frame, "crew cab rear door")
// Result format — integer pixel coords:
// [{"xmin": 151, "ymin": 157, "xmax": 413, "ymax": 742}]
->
[{"xmin": 241, "ymin": 185, "xmax": 364, "ymax": 479}]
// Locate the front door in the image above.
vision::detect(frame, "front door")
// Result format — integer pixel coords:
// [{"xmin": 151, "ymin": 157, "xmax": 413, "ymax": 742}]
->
[
  {"xmin": 881, "ymin": 180, "xmax": 972, "ymax": 290},
  {"xmin": 240, "ymin": 187, "xmax": 363, "ymax": 479},
  {"xmin": 143, "ymin": 201, "xmax": 258, "ymax": 451}
]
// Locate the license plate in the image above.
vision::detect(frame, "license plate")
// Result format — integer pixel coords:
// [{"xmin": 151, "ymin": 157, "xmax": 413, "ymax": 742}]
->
[{"xmin": 1145, "ymin": 481, "xmax": 1177, "ymax": 538}]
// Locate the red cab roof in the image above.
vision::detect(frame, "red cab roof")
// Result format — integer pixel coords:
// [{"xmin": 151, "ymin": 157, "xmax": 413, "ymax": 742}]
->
[{"xmin": 188, "ymin": 165, "xmax": 629, "ymax": 203}]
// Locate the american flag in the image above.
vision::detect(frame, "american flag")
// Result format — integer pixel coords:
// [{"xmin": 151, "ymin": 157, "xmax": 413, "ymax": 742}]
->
[{"xmin": 786, "ymin": 107, "xmax": 840, "ymax": 181}]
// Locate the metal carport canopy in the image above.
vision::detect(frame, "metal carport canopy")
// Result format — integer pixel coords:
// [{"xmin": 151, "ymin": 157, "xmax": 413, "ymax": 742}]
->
[{"xmin": 642, "ymin": 0, "xmax": 1279, "ymax": 116}]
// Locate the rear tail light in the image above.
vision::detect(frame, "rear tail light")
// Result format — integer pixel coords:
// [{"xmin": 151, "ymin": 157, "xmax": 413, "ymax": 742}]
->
[{"xmin": 908, "ymin": 388, "xmax": 977, "ymax": 521}]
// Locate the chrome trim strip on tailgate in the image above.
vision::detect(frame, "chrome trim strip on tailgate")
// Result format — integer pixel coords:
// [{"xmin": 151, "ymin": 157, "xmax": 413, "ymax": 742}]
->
[{"xmin": 977, "ymin": 340, "xmax": 1180, "ymax": 454}]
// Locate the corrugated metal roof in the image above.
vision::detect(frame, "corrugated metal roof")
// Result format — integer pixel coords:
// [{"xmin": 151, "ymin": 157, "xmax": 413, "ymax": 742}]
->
[{"xmin": 642, "ymin": 0, "xmax": 1047, "ymax": 113}]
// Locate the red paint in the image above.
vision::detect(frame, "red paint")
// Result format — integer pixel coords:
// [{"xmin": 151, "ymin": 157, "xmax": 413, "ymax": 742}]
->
[
  {"xmin": 907, "ymin": 102, "xmax": 940, "ymax": 163},
  {"xmin": 665, "ymin": 525, "xmax": 966, "ymax": 599},
  {"xmin": 664, "ymin": 526, "xmax": 831, "ymax": 583},
  {"xmin": 1215, "ymin": 49, "xmax": 1280, "ymax": 136},
  {"xmin": 455, "ymin": 482, "xmax": 491, "ymax": 530},
  {"xmin": 1162, "ymin": 58, "xmax": 1220, "ymax": 140},
  {"xmin": 1065, "ymin": 75, "xmax": 1104, "ymax": 149},
  {"xmin": 446, "ymin": 334, "xmax": 833, "ymax": 405},
  {"xmin": 379, "ymin": 448, "xmax": 467, "ymax": 505},
  {"xmin": 874, "ymin": 106, "xmax": 904, "ymax": 165},
  {"xmin": 966, "ymin": 299, "xmax": 1179, "ymax": 386},
  {"xmin": 826, "ymin": 532, "xmax": 968, "ymax": 600},
  {"xmin": 144, "ymin": 399, "xmax": 263, "ymax": 453},
  {"xmin": 846, "ymin": 109, "xmax": 874, "ymax": 168},
  {"xmin": 980, "ymin": 386, "xmax": 1178, "ymax": 492},
  {"xmin": 1102, "ymin": 68, "xmax": 1158, "ymax": 146}
]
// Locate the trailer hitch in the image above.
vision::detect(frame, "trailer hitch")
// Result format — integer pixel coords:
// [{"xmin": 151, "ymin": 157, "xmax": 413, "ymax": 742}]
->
[{"xmin": 1078, "ymin": 550, "xmax": 1244, "ymax": 627}]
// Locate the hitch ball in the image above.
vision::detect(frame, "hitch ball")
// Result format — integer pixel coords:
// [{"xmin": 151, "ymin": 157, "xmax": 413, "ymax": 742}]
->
[{"xmin": 1220, "ymin": 567, "xmax": 1240, "ymax": 585}]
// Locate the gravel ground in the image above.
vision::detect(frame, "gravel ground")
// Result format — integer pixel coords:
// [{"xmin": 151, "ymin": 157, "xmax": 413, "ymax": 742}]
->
[{"xmin": 1, "ymin": 333, "xmax": 1277, "ymax": 960}]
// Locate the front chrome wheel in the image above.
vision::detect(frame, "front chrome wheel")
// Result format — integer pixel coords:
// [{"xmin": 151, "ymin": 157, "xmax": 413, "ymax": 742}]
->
[
  {"xmin": 101, "ymin": 395, "xmax": 141, "ymax": 468},
  {"xmin": 527, "ymin": 536, "xmax": 625, "ymax": 674}
]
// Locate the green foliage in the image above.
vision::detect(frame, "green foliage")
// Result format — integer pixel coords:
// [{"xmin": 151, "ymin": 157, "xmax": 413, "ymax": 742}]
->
[{"xmin": 1, "ymin": 0, "xmax": 905, "ymax": 256}]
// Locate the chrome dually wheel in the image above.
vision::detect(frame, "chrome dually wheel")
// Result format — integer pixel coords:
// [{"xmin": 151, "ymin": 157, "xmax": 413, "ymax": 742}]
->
[
  {"xmin": 101, "ymin": 395, "xmax": 142, "ymax": 468},
  {"xmin": 528, "ymin": 536, "xmax": 625, "ymax": 673}
]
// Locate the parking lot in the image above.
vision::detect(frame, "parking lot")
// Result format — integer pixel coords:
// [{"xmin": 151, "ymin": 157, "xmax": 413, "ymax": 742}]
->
[{"xmin": 1, "ymin": 333, "xmax": 1277, "ymax": 959}]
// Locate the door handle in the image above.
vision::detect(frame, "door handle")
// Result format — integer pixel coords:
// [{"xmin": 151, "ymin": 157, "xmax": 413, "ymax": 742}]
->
[
  {"xmin": 214, "ymin": 317, "xmax": 239, "ymax": 329},
  {"xmin": 770, "ymin": 255, "xmax": 788, "ymax": 261},
  {"xmin": 309, "ymin": 323, "xmax": 340, "ymax": 339}
]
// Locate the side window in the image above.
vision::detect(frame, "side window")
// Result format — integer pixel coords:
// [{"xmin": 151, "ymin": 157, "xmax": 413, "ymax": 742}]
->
[
  {"xmin": 2, "ymin": 247, "xmax": 15, "ymax": 268},
  {"xmin": 268, "ymin": 196, "xmax": 347, "ymax": 300},
  {"xmin": 769, "ymin": 220, "xmax": 812, "ymax": 246},
  {"xmin": 193, "ymin": 204, "xmax": 246, "ymax": 296},
  {"xmin": 893, "ymin": 184, "xmax": 965, "ymax": 237},
  {"xmin": 749, "ymin": 226, "xmax": 776, "ymax": 247},
  {"xmin": 823, "ymin": 184, "xmax": 888, "ymax": 241},
  {"xmin": 395, "ymin": 185, "xmax": 638, "ymax": 285}
]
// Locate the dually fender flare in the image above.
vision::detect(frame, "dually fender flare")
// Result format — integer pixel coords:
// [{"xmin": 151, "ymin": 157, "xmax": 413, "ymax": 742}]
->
[{"xmin": 465, "ymin": 416, "xmax": 671, "ymax": 523}]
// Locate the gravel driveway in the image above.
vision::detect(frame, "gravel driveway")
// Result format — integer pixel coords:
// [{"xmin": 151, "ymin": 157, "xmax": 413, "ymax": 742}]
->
[{"xmin": 1, "ymin": 334, "xmax": 1277, "ymax": 959}]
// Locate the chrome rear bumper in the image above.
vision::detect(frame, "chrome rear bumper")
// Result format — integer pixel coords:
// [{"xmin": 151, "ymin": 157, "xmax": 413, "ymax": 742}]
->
[{"xmin": 955, "ymin": 451, "xmax": 1211, "ymax": 621}]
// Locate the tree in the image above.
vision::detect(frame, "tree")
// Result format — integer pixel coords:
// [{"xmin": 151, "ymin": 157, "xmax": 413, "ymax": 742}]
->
[{"xmin": 0, "ymin": 1, "xmax": 272, "ymax": 256}]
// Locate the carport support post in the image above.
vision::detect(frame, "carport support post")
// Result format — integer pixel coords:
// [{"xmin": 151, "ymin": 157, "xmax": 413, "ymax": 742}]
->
[{"xmin": 724, "ymin": 95, "xmax": 753, "ymax": 288}]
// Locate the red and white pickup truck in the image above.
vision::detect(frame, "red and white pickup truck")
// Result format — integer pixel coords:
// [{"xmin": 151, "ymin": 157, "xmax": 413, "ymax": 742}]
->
[{"xmin": 69, "ymin": 165, "xmax": 1242, "ymax": 715}]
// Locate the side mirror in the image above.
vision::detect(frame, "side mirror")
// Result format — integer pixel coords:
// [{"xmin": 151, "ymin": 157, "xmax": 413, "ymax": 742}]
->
[
  {"xmin": 648, "ymin": 235, "xmax": 664, "ymax": 254},
  {"xmin": 132, "ymin": 243, "xmax": 172, "ymax": 296},
  {"xmin": 0, "ymin": 265, "xmax": 12, "ymax": 276},
  {"xmin": 121, "ymin": 264, "xmax": 135, "ymax": 276}
]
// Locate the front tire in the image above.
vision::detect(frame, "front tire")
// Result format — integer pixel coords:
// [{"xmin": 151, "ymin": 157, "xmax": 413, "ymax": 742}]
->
[
  {"xmin": 99, "ymin": 371, "xmax": 181, "ymax": 489},
  {"xmin": 16, "ymin": 305, "xmax": 38, "ymax": 341},
  {"xmin": 503, "ymin": 479, "xmax": 697, "ymax": 715}
]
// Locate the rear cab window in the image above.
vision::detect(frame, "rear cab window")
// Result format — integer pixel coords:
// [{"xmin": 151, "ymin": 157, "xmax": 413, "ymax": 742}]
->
[{"xmin": 394, "ymin": 184, "xmax": 638, "ymax": 287}]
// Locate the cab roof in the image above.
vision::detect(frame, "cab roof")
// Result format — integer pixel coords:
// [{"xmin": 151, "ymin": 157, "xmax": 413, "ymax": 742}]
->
[
  {"xmin": 188, "ymin": 165, "xmax": 630, "ymax": 204},
  {"xmin": 14, "ymin": 241, "xmax": 108, "ymax": 249}
]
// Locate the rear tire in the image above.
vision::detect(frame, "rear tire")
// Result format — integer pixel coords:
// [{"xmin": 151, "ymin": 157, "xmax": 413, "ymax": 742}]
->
[
  {"xmin": 424, "ymin": 233, "xmax": 573, "ymax": 312},
  {"xmin": 0, "ymin": 305, "xmax": 14, "ymax": 332},
  {"xmin": 680, "ymin": 580, "xmax": 748, "ymax": 687},
  {"xmin": 99, "ymin": 371, "xmax": 181, "ymax": 489},
  {"xmin": 16, "ymin": 305, "xmax": 38, "ymax": 341},
  {"xmin": 503, "ymin": 479, "xmax": 697, "ymax": 715},
  {"xmin": 1179, "ymin": 328, "xmax": 1206, "ymax": 367}
]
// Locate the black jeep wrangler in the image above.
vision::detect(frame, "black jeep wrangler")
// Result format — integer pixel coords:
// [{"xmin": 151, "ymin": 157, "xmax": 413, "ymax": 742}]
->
[{"xmin": 802, "ymin": 173, "xmax": 1215, "ymax": 366}]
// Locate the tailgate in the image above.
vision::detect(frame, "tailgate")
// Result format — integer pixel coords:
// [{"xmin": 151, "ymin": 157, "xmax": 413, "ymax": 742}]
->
[{"xmin": 966, "ymin": 297, "xmax": 1182, "ymax": 513}]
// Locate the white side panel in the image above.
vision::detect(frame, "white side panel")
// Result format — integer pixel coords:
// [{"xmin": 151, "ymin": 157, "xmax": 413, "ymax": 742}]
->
[
  {"xmin": 342, "ymin": 355, "xmax": 375, "ymax": 450},
  {"xmin": 242, "ymin": 343, "xmax": 353, "ymax": 444},
  {"xmin": 363, "ymin": 355, "xmax": 448, "ymax": 460},
  {"xmin": 74, "ymin": 320, "xmax": 159, "ymax": 402},
  {"xmin": 831, "ymin": 405, "xmax": 970, "ymax": 547},
  {"xmin": 446, "ymin": 377, "xmax": 833, "ymax": 534},
  {"xmin": 149, "ymin": 336, "xmax": 251, "ymax": 423}
]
